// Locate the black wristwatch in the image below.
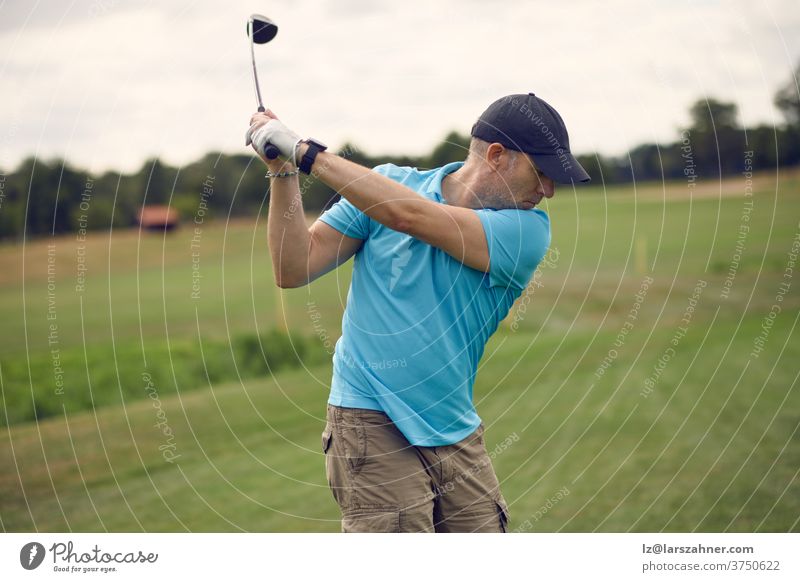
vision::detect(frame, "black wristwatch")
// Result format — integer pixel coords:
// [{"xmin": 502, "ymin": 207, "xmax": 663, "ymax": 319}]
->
[{"xmin": 298, "ymin": 138, "xmax": 328, "ymax": 175}]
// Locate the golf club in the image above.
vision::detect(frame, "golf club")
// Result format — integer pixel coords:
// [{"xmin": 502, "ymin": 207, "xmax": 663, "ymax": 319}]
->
[{"xmin": 247, "ymin": 14, "xmax": 280, "ymax": 160}]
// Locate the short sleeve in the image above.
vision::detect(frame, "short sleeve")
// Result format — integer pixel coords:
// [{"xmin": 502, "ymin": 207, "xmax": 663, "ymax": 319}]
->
[
  {"xmin": 318, "ymin": 196, "xmax": 370, "ymax": 240},
  {"xmin": 317, "ymin": 164, "xmax": 406, "ymax": 240},
  {"xmin": 475, "ymin": 208, "xmax": 551, "ymax": 289}
]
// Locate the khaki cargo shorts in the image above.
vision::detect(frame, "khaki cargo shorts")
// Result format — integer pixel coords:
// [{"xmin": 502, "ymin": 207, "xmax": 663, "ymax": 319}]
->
[{"xmin": 321, "ymin": 404, "xmax": 510, "ymax": 533}]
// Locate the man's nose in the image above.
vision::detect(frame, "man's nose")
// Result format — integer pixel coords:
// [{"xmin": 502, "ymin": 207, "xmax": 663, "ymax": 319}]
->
[{"xmin": 539, "ymin": 176, "xmax": 556, "ymax": 198}]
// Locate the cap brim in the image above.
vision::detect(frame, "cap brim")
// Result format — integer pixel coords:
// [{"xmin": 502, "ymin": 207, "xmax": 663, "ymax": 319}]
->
[{"xmin": 532, "ymin": 152, "xmax": 591, "ymax": 184}]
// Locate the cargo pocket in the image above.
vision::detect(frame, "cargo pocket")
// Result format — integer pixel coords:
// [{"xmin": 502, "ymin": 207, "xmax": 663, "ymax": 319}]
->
[
  {"xmin": 321, "ymin": 423, "xmax": 343, "ymax": 507},
  {"xmin": 342, "ymin": 507, "xmax": 401, "ymax": 533},
  {"xmin": 334, "ymin": 407, "xmax": 367, "ymax": 474},
  {"xmin": 321, "ymin": 424, "xmax": 332, "ymax": 454},
  {"xmin": 494, "ymin": 494, "xmax": 510, "ymax": 533}
]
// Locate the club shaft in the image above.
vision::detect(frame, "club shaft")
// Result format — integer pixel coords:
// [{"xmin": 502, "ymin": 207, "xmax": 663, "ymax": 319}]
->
[{"xmin": 248, "ymin": 22, "xmax": 265, "ymax": 111}]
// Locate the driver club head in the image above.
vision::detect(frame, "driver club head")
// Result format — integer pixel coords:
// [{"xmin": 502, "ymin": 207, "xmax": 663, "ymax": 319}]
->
[{"xmin": 249, "ymin": 14, "xmax": 278, "ymax": 44}]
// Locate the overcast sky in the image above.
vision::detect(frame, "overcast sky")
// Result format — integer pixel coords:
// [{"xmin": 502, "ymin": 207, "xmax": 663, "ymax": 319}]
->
[{"xmin": 1, "ymin": 0, "xmax": 799, "ymax": 174}]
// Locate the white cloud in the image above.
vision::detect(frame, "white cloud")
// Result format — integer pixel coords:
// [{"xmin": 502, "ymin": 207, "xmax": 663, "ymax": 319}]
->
[{"xmin": 0, "ymin": 0, "xmax": 798, "ymax": 173}]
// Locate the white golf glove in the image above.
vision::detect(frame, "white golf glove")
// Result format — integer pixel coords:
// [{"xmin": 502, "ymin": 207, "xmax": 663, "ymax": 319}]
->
[{"xmin": 245, "ymin": 119, "xmax": 302, "ymax": 165}]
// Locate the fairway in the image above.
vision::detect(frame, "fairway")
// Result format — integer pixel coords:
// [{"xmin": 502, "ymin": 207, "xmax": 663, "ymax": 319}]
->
[{"xmin": 1, "ymin": 171, "xmax": 798, "ymax": 532}]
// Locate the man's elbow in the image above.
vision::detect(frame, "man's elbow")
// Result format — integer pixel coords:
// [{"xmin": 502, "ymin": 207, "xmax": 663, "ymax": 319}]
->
[
  {"xmin": 385, "ymin": 205, "xmax": 418, "ymax": 235},
  {"xmin": 274, "ymin": 273, "xmax": 308, "ymax": 289}
]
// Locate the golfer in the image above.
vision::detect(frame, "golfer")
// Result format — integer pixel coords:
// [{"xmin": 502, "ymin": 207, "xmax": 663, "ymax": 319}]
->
[{"xmin": 246, "ymin": 93, "xmax": 590, "ymax": 532}]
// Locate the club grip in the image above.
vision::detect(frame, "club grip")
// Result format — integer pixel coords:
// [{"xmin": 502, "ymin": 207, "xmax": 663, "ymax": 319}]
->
[{"xmin": 255, "ymin": 106, "xmax": 278, "ymax": 158}]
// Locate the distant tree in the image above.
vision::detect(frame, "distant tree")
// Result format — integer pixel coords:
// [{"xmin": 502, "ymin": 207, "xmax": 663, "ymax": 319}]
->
[
  {"xmin": 19, "ymin": 157, "xmax": 85, "ymax": 236},
  {"xmin": 135, "ymin": 158, "xmax": 178, "ymax": 206},
  {"xmin": 6, "ymin": 77, "xmax": 800, "ymax": 242},
  {"xmin": 687, "ymin": 98, "xmax": 739, "ymax": 134},
  {"xmin": 425, "ymin": 131, "xmax": 471, "ymax": 168},
  {"xmin": 575, "ymin": 153, "xmax": 610, "ymax": 184},
  {"xmin": 774, "ymin": 62, "xmax": 800, "ymax": 128},
  {"xmin": 0, "ymin": 164, "xmax": 24, "ymax": 239},
  {"xmin": 683, "ymin": 98, "xmax": 745, "ymax": 177},
  {"xmin": 91, "ymin": 171, "xmax": 130, "ymax": 229},
  {"xmin": 777, "ymin": 126, "xmax": 800, "ymax": 167},
  {"xmin": 773, "ymin": 62, "xmax": 800, "ymax": 166},
  {"xmin": 746, "ymin": 125, "xmax": 779, "ymax": 169},
  {"xmin": 336, "ymin": 142, "xmax": 375, "ymax": 168},
  {"xmin": 52, "ymin": 161, "xmax": 86, "ymax": 234},
  {"xmin": 628, "ymin": 144, "xmax": 668, "ymax": 182}
]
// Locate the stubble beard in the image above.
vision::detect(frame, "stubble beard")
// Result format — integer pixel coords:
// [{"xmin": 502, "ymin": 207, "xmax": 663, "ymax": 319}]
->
[{"xmin": 474, "ymin": 176, "xmax": 520, "ymax": 210}]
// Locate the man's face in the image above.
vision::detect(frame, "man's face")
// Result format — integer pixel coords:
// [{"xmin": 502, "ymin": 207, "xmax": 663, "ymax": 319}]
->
[
  {"xmin": 511, "ymin": 153, "xmax": 557, "ymax": 209},
  {"xmin": 477, "ymin": 149, "xmax": 556, "ymax": 210}
]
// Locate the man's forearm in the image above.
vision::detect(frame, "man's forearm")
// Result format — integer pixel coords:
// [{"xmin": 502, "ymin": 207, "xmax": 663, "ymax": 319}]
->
[
  {"xmin": 298, "ymin": 146, "xmax": 490, "ymax": 272},
  {"xmin": 249, "ymin": 112, "xmax": 490, "ymax": 279},
  {"xmin": 266, "ymin": 168, "xmax": 310, "ymax": 287},
  {"xmin": 300, "ymin": 145, "xmax": 430, "ymax": 232}
]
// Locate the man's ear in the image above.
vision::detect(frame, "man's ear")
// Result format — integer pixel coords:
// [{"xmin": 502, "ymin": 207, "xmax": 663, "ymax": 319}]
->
[{"xmin": 485, "ymin": 142, "xmax": 506, "ymax": 171}]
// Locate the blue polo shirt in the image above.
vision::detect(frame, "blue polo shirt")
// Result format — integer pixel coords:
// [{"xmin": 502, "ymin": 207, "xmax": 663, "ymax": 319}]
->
[{"xmin": 318, "ymin": 161, "xmax": 550, "ymax": 446}]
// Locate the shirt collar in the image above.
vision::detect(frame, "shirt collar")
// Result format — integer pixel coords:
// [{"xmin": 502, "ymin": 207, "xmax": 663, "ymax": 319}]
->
[{"xmin": 424, "ymin": 161, "xmax": 464, "ymax": 203}]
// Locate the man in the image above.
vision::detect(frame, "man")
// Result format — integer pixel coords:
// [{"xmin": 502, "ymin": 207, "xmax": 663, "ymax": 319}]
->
[{"xmin": 246, "ymin": 93, "xmax": 590, "ymax": 532}]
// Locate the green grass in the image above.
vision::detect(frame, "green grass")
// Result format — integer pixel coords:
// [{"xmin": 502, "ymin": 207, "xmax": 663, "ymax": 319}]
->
[
  {"xmin": 0, "ymin": 327, "xmax": 327, "ymax": 426},
  {"xmin": 1, "ymin": 170, "xmax": 798, "ymax": 532}
]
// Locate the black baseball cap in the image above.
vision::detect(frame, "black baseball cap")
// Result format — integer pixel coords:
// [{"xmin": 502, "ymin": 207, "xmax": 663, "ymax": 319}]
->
[{"xmin": 471, "ymin": 93, "xmax": 590, "ymax": 184}]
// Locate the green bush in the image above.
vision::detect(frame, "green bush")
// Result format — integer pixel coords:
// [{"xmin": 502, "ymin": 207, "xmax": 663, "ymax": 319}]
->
[
  {"xmin": 234, "ymin": 329, "xmax": 310, "ymax": 376},
  {"xmin": 0, "ymin": 329, "xmax": 327, "ymax": 427}
]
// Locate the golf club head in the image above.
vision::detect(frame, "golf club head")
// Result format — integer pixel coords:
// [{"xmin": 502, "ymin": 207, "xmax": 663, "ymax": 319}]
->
[{"xmin": 249, "ymin": 14, "xmax": 278, "ymax": 44}]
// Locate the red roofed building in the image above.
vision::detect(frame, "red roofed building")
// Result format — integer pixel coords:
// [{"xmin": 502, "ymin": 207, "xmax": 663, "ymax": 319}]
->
[{"xmin": 138, "ymin": 205, "xmax": 180, "ymax": 231}]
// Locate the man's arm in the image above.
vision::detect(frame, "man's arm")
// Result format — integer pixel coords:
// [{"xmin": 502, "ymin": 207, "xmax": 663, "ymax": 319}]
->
[
  {"xmin": 248, "ymin": 110, "xmax": 489, "ymax": 274},
  {"xmin": 299, "ymin": 145, "xmax": 490, "ymax": 272},
  {"xmin": 261, "ymin": 153, "xmax": 363, "ymax": 289}
]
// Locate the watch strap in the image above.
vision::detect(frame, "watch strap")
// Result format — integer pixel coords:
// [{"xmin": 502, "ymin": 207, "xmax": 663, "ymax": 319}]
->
[{"xmin": 298, "ymin": 140, "xmax": 327, "ymax": 175}]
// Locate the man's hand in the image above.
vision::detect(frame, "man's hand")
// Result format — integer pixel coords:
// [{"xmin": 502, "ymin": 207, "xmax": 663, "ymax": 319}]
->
[
  {"xmin": 246, "ymin": 110, "xmax": 303, "ymax": 165},
  {"xmin": 246, "ymin": 111, "xmax": 364, "ymax": 289},
  {"xmin": 245, "ymin": 109, "xmax": 274, "ymax": 145}
]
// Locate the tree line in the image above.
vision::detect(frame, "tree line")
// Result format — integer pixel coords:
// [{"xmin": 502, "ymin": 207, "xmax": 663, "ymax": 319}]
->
[{"xmin": 1, "ymin": 63, "xmax": 798, "ymax": 241}]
